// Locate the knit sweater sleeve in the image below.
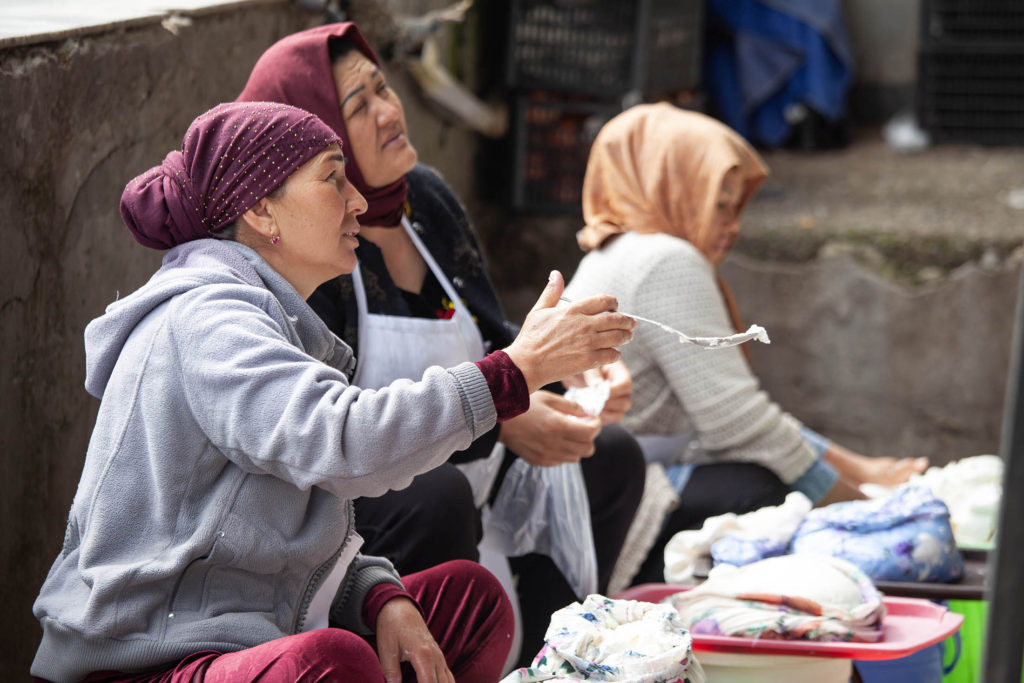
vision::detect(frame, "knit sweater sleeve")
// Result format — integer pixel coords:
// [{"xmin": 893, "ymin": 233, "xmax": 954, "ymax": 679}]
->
[{"xmin": 632, "ymin": 238, "xmax": 819, "ymax": 485}]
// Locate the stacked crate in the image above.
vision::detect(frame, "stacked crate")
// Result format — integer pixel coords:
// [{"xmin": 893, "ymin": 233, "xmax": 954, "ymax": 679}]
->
[
  {"xmin": 505, "ymin": 0, "xmax": 704, "ymax": 211},
  {"xmin": 917, "ymin": 0, "xmax": 1024, "ymax": 145}
]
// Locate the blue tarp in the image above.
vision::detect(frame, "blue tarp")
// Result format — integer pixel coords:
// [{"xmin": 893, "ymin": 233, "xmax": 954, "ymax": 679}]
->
[{"xmin": 704, "ymin": 0, "xmax": 854, "ymax": 147}]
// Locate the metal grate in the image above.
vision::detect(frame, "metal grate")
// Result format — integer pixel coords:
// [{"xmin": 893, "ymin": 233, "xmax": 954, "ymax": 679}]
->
[
  {"xmin": 644, "ymin": 0, "xmax": 704, "ymax": 95},
  {"xmin": 506, "ymin": 0, "xmax": 703, "ymax": 98},
  {"xmin": 923, "ymin": 0, "xmax": 1024, "ymax": 44},
  {"xmin": 511, "ymin": 94, "xmax": 620, "ymax": 212},
  {"xmin": 918, "ymin": 43, "xmax": 1024, "ymax": 144}
]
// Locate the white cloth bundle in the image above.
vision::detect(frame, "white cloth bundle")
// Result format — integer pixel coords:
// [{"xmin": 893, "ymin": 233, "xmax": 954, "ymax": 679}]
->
[
  {"xmin": 667, "ymin": 554, "xmax": 886, "ymax": 643},
  {"xmin": 501, "ymin": 595, "xmax": 706, "ymax": 682},
  {"xmin": 663, "ymin": 491, "xmax": 812, "ymax": 582}
]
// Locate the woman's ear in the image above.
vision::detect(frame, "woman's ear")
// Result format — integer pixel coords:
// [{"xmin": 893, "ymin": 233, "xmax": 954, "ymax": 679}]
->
[{"xmin": 238, "ymin": 197, "xmax": 276, "ymax": 241}]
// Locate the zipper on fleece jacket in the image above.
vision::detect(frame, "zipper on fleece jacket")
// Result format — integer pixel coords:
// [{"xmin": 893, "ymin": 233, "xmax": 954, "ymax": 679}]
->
[{"xmin": 293, "ymin": 500, "xmax": 354, "ymax": 633}]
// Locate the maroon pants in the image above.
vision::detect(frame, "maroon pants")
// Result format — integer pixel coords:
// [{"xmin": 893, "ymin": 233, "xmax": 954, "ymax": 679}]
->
[{"xmin": 76, "ymin": 560, "xmax": 513, "ymax": 683}]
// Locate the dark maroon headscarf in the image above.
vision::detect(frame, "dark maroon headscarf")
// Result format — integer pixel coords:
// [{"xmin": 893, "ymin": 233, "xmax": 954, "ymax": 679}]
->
[
  {"xmin": 120, "ymin": 101, "xmax": 340, "ymax": 249},
  {"xmin": 237, "ymin": 23, "xmax": 408, "ymax": 227}
]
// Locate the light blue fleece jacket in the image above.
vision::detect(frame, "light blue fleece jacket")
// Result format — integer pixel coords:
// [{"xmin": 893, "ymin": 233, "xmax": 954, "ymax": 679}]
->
[{"xmin": 31, "ymin": 240, "xmax": 497, "ymax": 682}]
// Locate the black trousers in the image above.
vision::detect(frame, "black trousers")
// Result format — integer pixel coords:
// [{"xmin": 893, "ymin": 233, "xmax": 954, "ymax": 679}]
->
[
  {"xmin": 354, "ymin": 463, "xmax": 482, "ymax": 575},
  {"xmin": 630, "ymin": 461, "xmax": 791, "ymax": 586},
  {"xmin": 354, "ymin": 424, "xmax": 646, "ymax": 668}
]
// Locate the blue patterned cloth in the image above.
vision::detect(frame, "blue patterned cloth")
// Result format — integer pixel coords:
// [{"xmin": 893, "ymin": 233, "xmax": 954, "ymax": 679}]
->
[
  {"xmin": 711, "ymin": 535, "xmax": 789, "ymax": 567},
  {"xmin": 790, "ymin": 484, "xmax": 965, "ymax": 583}
]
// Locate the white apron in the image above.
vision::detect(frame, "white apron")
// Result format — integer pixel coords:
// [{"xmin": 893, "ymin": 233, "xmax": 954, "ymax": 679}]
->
[
  {"xmin": 351, "ymin": 216, "xmax": 522, "ymax": 670},
  {"xmin": 351, "ymin": 217, "xmax": 598, "ymax": 667},
  {"xmin": 350, "ymin": 216, "xmax": 505, "ymax": 503}
]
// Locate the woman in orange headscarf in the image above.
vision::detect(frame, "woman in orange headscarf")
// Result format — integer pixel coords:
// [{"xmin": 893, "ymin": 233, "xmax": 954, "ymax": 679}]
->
[{"xmin": 566, "ymin": 103, "xmax": 927, "ymax": 586}]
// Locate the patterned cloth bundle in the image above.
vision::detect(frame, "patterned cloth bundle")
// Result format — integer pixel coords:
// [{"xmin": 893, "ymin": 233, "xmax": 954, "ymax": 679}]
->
[
  {"xmin": 790, "ymin": 483, "xmax": 965, "ymax": 583},
  {"xmin": 667, "ymin": 554, "xmax": 886, "ymax": 642},
  {"xmin": 501, "ymin": 595, "xmax": 706, "ymax": 683}
]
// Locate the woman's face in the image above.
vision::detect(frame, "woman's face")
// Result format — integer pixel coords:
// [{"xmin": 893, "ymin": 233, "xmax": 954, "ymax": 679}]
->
[
  {"xmin": 706, "ymin": 168, "xmax": 743, "ymax": 266},
  {"xmin": 267, "ymin": 144, "xmax": 368, "ymax": 284},
  {"xmin": 332, "ymin": 51, "xmax": 418, "ymax": 188}
]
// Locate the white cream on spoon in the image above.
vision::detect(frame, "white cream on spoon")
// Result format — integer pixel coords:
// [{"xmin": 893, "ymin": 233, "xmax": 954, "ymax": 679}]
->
[{"xmin": 560, "ymin": 297, "xmax": 770, "ymax": 349}]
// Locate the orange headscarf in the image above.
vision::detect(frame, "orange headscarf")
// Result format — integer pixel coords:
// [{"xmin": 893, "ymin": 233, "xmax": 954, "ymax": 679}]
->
[{"xmin": 577, "ymin": 103, "xmax": 768, "ymax": 342}]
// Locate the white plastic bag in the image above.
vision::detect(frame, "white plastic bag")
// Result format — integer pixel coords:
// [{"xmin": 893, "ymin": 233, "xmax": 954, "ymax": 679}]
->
[
  {"xmin": 488, "ymin": 458, "xmax": 598, "ymax": 599},
  {"xmin": 455, "ymin": 442, "xmax": 507, "ymax": 508}
]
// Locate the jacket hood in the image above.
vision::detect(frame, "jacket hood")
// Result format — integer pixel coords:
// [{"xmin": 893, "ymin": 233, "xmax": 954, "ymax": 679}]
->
[{"xmin": 84, "ymin": 240, "xmax": 266, "ymax": 398}]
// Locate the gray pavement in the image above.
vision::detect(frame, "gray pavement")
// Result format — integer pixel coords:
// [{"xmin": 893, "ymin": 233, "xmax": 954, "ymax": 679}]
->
[{"xmin": 740, "ymin": 129, "xmax": 1024, "ymax": 277}]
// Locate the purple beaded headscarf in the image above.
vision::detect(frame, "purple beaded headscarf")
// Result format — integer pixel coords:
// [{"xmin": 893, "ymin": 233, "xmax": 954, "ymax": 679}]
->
[{"xmin": 120, "ymin": 101, "xmax": 340, "ymax": 249}]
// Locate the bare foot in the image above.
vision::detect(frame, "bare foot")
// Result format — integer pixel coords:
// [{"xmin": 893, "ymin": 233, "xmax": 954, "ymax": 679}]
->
[{"xmin": 857, "ymin": 456, "xmax": 929, "ymax": 487}]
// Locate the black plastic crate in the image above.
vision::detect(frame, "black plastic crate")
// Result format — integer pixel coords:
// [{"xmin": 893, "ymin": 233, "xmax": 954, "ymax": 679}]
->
[
  {"xmin": 922, "ymin": 0, "xmax": 1024, "ymax": 45},
  {"xmin": 510, "ymin": 94, "xmax": 621, "ymax": 212},
  {"xmin": 505, "ymin": 0, "xmax": 704, "ymax": 98},
  {"xmin": 645, "ymin": 0, "xmax": 705, "ymax": 96},
  {"xmin": 917, "ymin": 43, "xmax": 1024, "ymax": 144}
]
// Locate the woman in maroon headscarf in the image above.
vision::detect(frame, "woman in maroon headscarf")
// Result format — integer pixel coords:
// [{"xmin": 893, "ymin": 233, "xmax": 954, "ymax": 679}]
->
[
  {"xmin": 237, "ymin": 23, "xmax": 648, "ymax": 667},
  {"xmin": 28, "ymin": 101, "xmax": 635, "ymax": 683}
]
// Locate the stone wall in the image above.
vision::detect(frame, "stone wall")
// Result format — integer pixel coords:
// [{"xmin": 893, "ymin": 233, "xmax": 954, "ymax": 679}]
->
[{"xmin": 485, "ymin": 236, "xmax": 1021, "ymax": 468}]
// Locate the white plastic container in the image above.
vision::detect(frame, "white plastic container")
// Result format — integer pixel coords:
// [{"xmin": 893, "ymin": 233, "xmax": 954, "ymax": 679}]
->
[{"xmin": 695, "ymin": 651, "xmax": 852, "ymax": 683}]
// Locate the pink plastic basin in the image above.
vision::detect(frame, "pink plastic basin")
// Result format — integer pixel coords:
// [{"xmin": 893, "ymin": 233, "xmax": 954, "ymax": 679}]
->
[{"xmin": 614, "ymin": 583, "xmax": 964, "ymax": 661}]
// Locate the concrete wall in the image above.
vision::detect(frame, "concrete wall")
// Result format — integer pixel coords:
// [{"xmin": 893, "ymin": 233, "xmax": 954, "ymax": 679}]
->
[
  {"xmin": 487, "ymin": 239, "xmax": 1021, "ymax": 467},
  {"xmin": 0, "ymin": 4, "xmax": 322, "ymax": 677},
  {"xmin": 725, "ymin": 252, "xmax": 1021, "ymax": 461}
]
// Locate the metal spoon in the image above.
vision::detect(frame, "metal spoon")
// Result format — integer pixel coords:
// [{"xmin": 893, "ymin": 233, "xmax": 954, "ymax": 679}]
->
[{"xmin": 559, "ymin": 296, "xmax": 770, "ymax": 349}]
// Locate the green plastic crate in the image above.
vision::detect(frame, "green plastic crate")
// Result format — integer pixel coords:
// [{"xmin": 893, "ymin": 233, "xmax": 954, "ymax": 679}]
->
[{"xmin": 943, "ymin": 599, "xmax": 1024, "ymax": 683}]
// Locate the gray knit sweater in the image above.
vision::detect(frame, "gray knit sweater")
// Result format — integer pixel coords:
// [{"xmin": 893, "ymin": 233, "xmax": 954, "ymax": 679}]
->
[
  {"xmin": 31, "ymin": 240, "xmax": 496, "ymax": 682},
  {"xmin": 565, "ymin": 231, "xmax": 817, "ymax": 485}
]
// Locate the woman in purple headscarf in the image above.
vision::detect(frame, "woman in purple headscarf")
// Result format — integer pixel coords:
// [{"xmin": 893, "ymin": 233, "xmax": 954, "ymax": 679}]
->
[
  {"xmin": 29, "ymin": 101, "xmax": 635, "ymax": 683},
  {"xmin": 237, "ymin": 23, "xmax": 648, "ymax": 668}
]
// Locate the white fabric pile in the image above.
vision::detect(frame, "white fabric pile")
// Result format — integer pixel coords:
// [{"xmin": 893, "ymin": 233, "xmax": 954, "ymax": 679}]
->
[
  {"xmin": 667, "ymin": 554, "xmax": 886, "ymax": 643},
  {"xmin": 663, "ymin": 491, "xmax": 812, "ymax": 583}
]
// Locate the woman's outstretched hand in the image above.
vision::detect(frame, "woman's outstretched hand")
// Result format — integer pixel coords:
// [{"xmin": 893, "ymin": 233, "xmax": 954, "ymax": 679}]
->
[{"xmin": 504, "ymin": 271, "xmax": 637, "ymax": 394}]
